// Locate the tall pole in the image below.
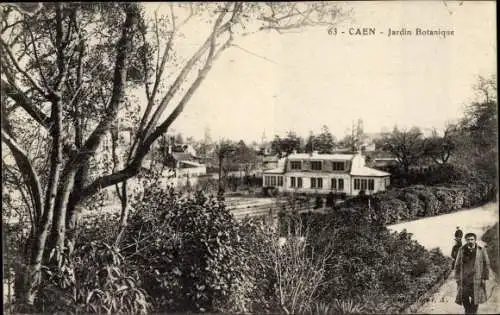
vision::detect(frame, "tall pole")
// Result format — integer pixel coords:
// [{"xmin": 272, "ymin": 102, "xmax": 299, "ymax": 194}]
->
[
  {"xmin": 351, "ymin": 120, "xmax": 356, "ymax": 151},
  {"xmin": 218, "ymin": 151, "xmax": 223, "ymax": 193}
]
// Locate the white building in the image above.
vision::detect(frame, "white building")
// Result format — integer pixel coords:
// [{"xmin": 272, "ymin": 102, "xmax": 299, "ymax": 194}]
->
[{"xmin": 262, "ymin": 151, "xmax": 390, "ymax": 196}]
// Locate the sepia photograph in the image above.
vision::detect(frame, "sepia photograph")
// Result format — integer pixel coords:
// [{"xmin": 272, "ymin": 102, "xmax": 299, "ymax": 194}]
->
[{"xmin": 1, "ymin": 1, "xmax": 498, "ymax": 314}]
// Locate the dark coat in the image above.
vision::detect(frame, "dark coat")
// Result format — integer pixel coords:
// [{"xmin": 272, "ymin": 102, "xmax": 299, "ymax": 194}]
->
[
  {"xmin": 451, "ymin": 243, "xmax": 461, "ymax": 268},
  {"xmin": 454, "ymin": 245, "xmax": 490, "ymax": 305}
]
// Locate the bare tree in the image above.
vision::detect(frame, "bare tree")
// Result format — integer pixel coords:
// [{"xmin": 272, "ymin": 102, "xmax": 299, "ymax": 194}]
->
[
  {"xmin": 424, "ymin": 125, "xmax": 457, "ymax": 165},
  {"xmin": 1, "ymin": 2, "xmax": 347, "ymax": 307},
  {"xmin": 379, "ymin": 127, "xmax": 426, "ymax": 173}
]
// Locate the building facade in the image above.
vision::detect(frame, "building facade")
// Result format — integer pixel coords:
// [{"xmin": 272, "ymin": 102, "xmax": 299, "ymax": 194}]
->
[{"xmin": 263, "ymin": 152, "xmax": 390, "ymax": 196}]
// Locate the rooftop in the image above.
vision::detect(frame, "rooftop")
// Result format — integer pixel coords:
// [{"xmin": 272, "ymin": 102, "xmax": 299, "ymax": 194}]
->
[
  {"xmin": 287, "ymin": 153, "xmax": 355, "ymax": 161},
  {"xmin": 263, "ymin": 158, "xmax": 287, "ymax": 174},
  {"xmin": 350, "ymin": 165, "xmax": 390, "ymax": 177}
]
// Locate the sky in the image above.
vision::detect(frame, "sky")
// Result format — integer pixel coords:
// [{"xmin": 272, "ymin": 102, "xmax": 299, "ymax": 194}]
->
[{"xmin": 146, "ymin": 1, "xmax": 497, "ymax": 143}]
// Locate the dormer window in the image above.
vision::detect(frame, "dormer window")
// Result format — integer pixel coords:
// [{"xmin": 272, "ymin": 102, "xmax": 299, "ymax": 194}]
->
[
  {"xmin": 332, "ymin": 162, "xmax": 345, "ymax": 171},
  {"xmin": 290, "ymin": 161, "xmax": 302, "ymax": 170},
  {"xmin": 311, "ymin": 161, "xmax": 322, "ymax": 170}
]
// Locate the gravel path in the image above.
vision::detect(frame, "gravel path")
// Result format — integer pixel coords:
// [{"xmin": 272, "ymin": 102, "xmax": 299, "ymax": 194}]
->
[{"xmin": 388, "ymin": 202, "xmax": 500, "ymax": 314}]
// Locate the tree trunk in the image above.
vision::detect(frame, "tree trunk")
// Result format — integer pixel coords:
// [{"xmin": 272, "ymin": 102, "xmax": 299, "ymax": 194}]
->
[
  {"xmin": 48, "ymin": 172, "xmax": 77, "ymax": 264},
  {"xmin": 114, "ymin": 181, "xmax": 129, "ymax": 248},
  {"xmin": 23, "ymin": 92, "xmax": 64, "ymax": 305}
]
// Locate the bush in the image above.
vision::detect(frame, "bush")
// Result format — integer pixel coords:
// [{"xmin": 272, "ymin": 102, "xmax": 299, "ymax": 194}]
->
[
  {"xmin": 121, "ymin": 188, "xmax": 246, "ymax": 313},
  {"xmin": 314, "ymin": 195, "xmax": 324, "ymax": 209},
  {"xmin": 33, "ymin": 240, "xmax": 151, "ymax": 314},
  {"xmin": 299, "ymin": 211, "xmax": 453, "ymax": 314},
  {"xmin": 374, "ymin": 195, "xmax": 410, "ymax": 224},
  {"xmin": 400, "ymin": 191, "xmax": 425, "ymax": 218},
  {"xmin": 405, "ymin": 186, "xmax": 440, "ymax": 217},
  {"xmin": 482, "ymin": 223, "xmax": 500, "ymax": 279},
  {"xmin": 232, "ymin": 219, "xmax": 277, "ymax": 313}
]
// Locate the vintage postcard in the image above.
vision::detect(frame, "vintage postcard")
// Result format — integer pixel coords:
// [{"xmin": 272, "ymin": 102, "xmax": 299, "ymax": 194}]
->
[{"xmin": 1, "ymin": 1, "xmax": 498, "ymax": 314}]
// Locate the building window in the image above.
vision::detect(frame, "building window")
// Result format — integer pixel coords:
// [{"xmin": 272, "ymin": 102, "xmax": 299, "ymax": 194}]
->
[
  {"xmin": 265, "ymin": 176, "xmax": 270, "ymax": 186},
  {"xmin": 361, "ymin": 179, "xmax": 367, "ymax": 190},
  {"xmin": 354, "ymin": 178, "xmax": 360, "ymax": 190},
  {"xmin": 290, "ymin": 161, "xmax": 302, "ymax": 170},
  {"xmin": 278, "ymin": 176, "xmax": 283, "ymax": 187},
  {"xmin": 338, "ymin": 178, "xmax": 344, "ymax": 191},
  {"xmin": 297, "ymin": 177, "xmax": 303, "ymax": 188},
  {"xmin": 331, "ymin": 178, "xmax": 337, "ymax": 190},
  {"xmin": 311, "ymin": 178, "xmax": 323, "ymax": 189},
  {"xmin": 271, "ymin": 176, "xmax": 276, "ymax": 186},
  {"xmin": 368, "ymin": 179, "xmax": 374, "ymax": 191},
  {"xmin": 311, "ymin": 161, "xmax": 322, "ymax": 170},
  {"xmin": 385, "ymin": 177, "xmax": 390, "ymax": 187},
  {"xmin": 332, "ymin": 162, "xmax": 345, "ymax": 171},
  {"xmin": 290, "ymin": 177, "xmax": 296, "ymax": 188}
]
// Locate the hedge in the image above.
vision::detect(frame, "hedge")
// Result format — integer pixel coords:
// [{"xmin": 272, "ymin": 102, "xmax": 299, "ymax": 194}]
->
[
  {"xmin": 280, "ymin": 212, "xmax": 452, "ymax": 314},
  {"xmin": 338, "ymin": 179, "xmax": 496, "ymax": 226}
]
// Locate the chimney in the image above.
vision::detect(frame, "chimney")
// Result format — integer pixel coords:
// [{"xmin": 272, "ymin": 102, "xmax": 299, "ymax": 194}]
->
[{"xmin": 292, "ymin": 149, "xmax": 297, "ymax": 154}]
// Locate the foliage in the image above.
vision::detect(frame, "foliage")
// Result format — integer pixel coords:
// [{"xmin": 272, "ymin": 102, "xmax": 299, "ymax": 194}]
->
[
  {"xmin": 481, "ymin": 222, "xmax": 500, "ymax": 279},
  {"xmin": 314, "ymin": 195, "xmax": 324, "ymax": 209},
  {"xmin": 32, "ymin": 240, "xmax": 151, "ymax": 314},
  {"xmin": 272, "ymin": 220, "xmax": 334, "ymax": 315},
  {"xmin": 2, "ymin": 1, "xmax": 349, "ymax": 306},
  {"xmin": 230, "ymin": 218, "xmax": 278, "ymax": 313},
  {"xmin": 377, "ymin": 126, "xmax": 426, "ymax": 173},
  {"xmin": 423, "ymin": 126, "xmax": 456, "ymax": 165},
  {"xmin": 338, "ymin": 118, "xmax": 365, "ymax": 152},
  {"xmin": 121, "ymin": 187, "xmax": 246, "ymax": 313},
  {"xmin": 271, "ymin": 131, "xmax": 303, "ymax": 157},
  {"xmin": 301, "ymin": 299, "xmax": 366, "ymax": 315},
  {"xmin": 282, "ymin": 211, "xmax": 452, "ymax": 314},
  {"xmin": 346, "ymin": 179, "xmax": 494, "ymax": 226},
  {"xmin": 304, "ymin": 125, "xmax": 336, "ymax": 154}
]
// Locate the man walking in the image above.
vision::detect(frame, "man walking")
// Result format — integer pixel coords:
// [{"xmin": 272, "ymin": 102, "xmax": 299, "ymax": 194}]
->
[{"xmin": 454, "ymin": 232, "xmax": 490, "ymax": 314}]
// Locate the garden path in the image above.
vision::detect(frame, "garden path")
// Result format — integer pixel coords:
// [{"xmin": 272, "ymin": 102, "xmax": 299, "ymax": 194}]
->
[{"xmin": 388, "ymin": 202, "xmax": 500, "ymax": 314}]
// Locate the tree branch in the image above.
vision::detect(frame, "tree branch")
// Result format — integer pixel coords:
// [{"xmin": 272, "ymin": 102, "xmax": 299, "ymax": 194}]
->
[
  {"xmin": 63, "ymin": 4, "xmax": 137, "ymax": 174},
  {"xmin": 25, "ymin": 21, "xmax": 52, "ymax": 93},
  {"xmin": 0, "ymin": 37, "xmax": 49, "ymax": 97},
  {"xmin": 1, "ymin": 79, "xmax": 51, "ymax": 130},
  {"xmin": 141, "ymin": 4, "xmax": 231, "ymax": 140},
  {"xmin": 1, "ymin": 128, "xmax": 43, "ymax": 223},
  {"xmin": 143, "ymin": 9, "xmax": 236, "ymax": 158},
  {"xmin": 78, "ymin": 4, "xmax": 240, "ymax": 203}
]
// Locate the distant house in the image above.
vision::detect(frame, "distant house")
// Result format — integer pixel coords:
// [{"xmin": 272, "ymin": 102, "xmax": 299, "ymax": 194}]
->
[
  {"xmin": 370, "ymin": 157, "xmax": 398, "ymax": 168},
  {"xmin": 262, "ymin": 151, "xmax": 390, "ymax": 196},
  {"xmin": 365, "ymin": 151, "xmax": 399, "ymax": 169},
  {"xmin": 161, "ymin": 140, "xmax": 207, "ymax": 188},
  {"xmin": 261, "ymin": 155, "xmax": 279, "ymax": 170}
]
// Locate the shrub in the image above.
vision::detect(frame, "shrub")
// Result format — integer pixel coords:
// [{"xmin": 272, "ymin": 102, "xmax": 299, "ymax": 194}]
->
[
  {"xmin": 375, "ymin": 195, "xmax": 410, "ymax": 224},
  {"xmin": 121, "ymin": 188, "xmax": 245, "ymax": 313},
  {"xmin": 414, "ymin": 187, "xmax": 440, "ymax": 216},
  {"xmin": 232, "ymin": 219, "xmax": 277, "ymax": 313},
  {"xmin": 433, "ymin": 187, "xmax": 455, "ymax": 213},
  {"xmin": 303, "ymin": 214, "xmax": 452, "ymax": 314},
  {"xmin": 482, "ymin": 223, "xmax": 500, "ymax": 278},
  {"xmin": 34, "ymin": 241, "xmax": 151, "ymax": 314},
  {"xmin": 400, "ymin": 191, "xmax": 424, "ymax": 218},
  {"xmin": 314, "ymin": 195, "xmax": 324, "ymax": 209}
]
